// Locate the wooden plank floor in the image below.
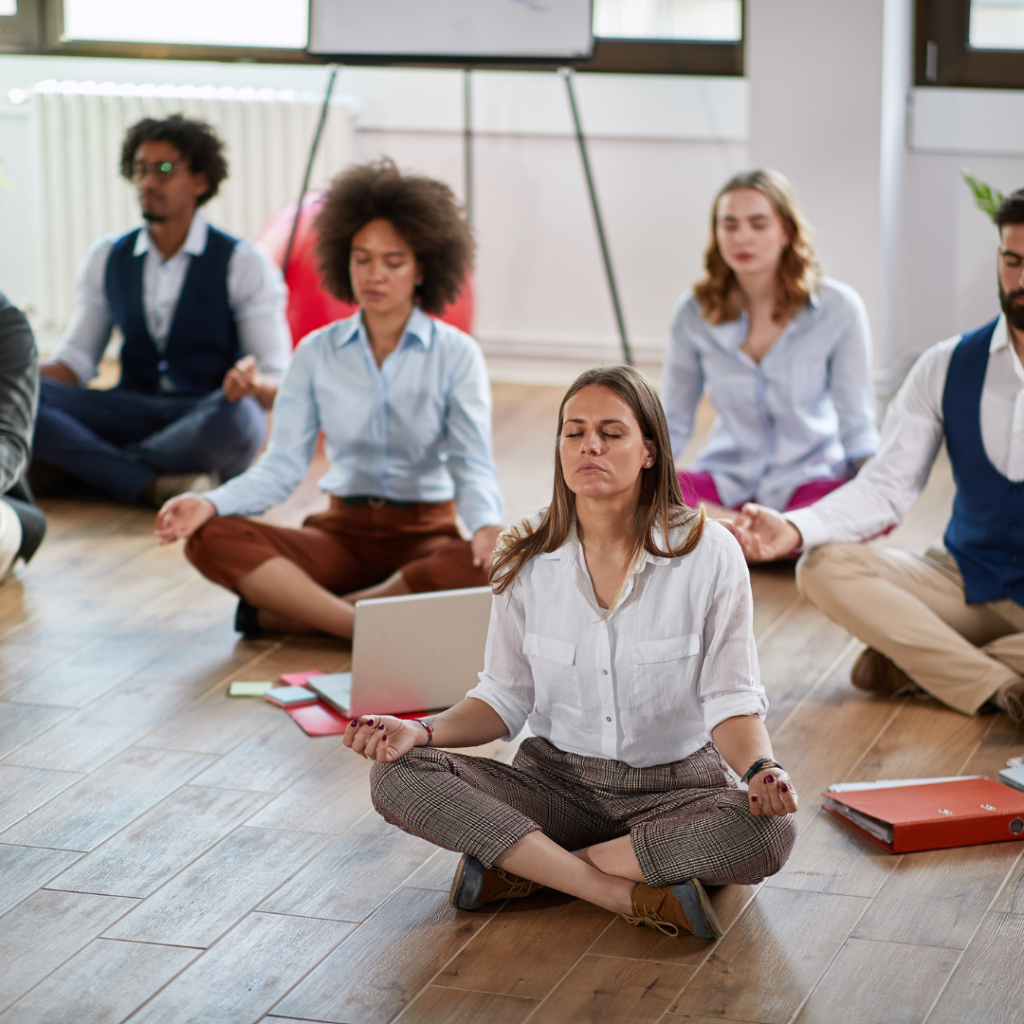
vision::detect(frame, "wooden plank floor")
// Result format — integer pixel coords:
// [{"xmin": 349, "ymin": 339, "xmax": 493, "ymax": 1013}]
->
[{"xmin": 1, "ymin": 381, "xmax": 1022, "ymax": 1024}]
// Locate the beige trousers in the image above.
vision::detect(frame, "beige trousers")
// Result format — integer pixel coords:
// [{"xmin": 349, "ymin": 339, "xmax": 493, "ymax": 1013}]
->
[{"xmin": 796, "ymin": 544, "xmax": 1024, "ymax": 715}]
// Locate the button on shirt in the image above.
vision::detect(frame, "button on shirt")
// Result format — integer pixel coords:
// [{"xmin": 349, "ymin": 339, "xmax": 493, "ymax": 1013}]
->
[
  {"xmin": 205, "ymin": 307, "xmax": 504, "ymax": 534},
  {"xmin": 662, "ymin": 279, "xmax": 879, "ymax": 510},
  {"xmin": 787, "ymin": 315, "xmax": 1024, "ymax": 548},
  {"xmin": 53, "ymin": 210, "xmax": 291, "ymax": 391},
  {"xmin": 466, "ymin": 519, "xmax": 766, "ymax": 769}
]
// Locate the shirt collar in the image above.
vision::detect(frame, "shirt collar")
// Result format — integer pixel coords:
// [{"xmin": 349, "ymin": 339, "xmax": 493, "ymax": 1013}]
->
[
  {"xmin": 133, "ymin": 208, "xmax": 209, "ymax": 259},
  {"xmin": 992, "ymin": 314, "xmax": 1024, "ymax": 387},
  {"xmin": 339, "ymin": 305, "xmax": 436, "ymax": 351},
  {"xmin": 990, "ymin": 313, "xmax": 1010, "ymax": 353},
  {"xmin": 539, "ymin": 521, "xmax": 672, "ymax": 571}
]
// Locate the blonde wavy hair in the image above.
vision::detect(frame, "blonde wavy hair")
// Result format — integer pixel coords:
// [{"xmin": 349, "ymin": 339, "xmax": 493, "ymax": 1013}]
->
[
  {"xmin": 693, "ymin": 168, "xmax": 821, "ymax": 325},
  {"xmin": 490, "ymin": 365, "xmax": 705, "ymax": 597}
]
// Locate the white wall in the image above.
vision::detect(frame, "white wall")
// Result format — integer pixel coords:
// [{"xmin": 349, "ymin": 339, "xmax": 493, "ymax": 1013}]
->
[
  {"xmin": 0, "ymin": 54, "xmax": 748, "ymax": 361},
  {"xmin": 2, "ymin": 15, "xmax": 1024, "ymax": 378}
]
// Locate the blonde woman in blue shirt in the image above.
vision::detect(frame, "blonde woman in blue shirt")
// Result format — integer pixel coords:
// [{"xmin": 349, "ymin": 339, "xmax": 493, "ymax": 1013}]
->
[
  {"xmin": 664, "ymin": 169, "xmax": 878, "ymax": 518},
  {"xmin": 154, "ymin": 160, "xmax": 504, "ymax": 639}
]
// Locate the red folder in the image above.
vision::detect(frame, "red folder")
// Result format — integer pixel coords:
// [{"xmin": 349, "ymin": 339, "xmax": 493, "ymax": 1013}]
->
[{"xmin": 822, "ymin": 778, "xmax": 1024, "ymax": 853}]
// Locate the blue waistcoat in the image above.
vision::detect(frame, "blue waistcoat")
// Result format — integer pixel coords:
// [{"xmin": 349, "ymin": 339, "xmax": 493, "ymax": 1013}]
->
[
  {"xmin": 942, "ymin": 317, "xmax": 1024, "ymax": 604},
  {"xmin": 104, "ymin": 225, "xmax": 241, "ymax": 396}
]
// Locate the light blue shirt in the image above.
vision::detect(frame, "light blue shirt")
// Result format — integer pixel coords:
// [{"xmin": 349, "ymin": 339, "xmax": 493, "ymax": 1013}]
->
[
  {"xmin": 662, "ymin": 279, "xmax": 879, "ymax": 511},
  {"xmin": 205, "ymin": 307, "xmax": 504, "ymax": 534}
]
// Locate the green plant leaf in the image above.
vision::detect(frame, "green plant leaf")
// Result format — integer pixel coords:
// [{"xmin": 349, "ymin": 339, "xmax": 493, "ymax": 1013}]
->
[{"xmin": 961, "ymin": 167, "xmax": 1005, "ymax": 221}]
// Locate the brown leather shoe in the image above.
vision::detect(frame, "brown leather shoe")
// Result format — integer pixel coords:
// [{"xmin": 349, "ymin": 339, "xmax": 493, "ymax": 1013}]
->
[
  {"xmin": 449, "ymin": 853, "xmax": 544, "ymax": 911},
  {"xmin": 850, "ymin": 648, "xmax": 920, "ymax": 696},
  {"xmin": 623, "ymin": 880, "xmax": 723, "ymax": 939},
  {"xmin": 995, "ymin": 678, "xmax": 1024, "ymax": 729}
]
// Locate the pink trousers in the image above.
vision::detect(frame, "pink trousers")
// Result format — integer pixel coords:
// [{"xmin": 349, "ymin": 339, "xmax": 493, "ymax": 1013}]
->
[{"xmin": 676, "ymin": 470, "xmax": 846, "ymax": 513}]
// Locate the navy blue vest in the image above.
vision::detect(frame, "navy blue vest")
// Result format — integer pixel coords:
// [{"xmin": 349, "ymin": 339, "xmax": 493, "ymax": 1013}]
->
[
  {"xmin": 105, "ymin": 224, "xmax": 241, "ymax": 396},
  {"xmin": 942, "ymin": 317, "xmax": 1024, "ymax": 604}
]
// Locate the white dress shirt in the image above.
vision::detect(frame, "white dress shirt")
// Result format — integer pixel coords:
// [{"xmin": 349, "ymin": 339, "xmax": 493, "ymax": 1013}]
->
[
  {"xmin": 205, "ymin": 307, "xmax": 504, "ymax": 535},
  {"xmin": 466, "ymin": 518, "xmax": 766, "ymax": 769},
  {"xmin": 53, "ymin": 209, "xmax": 291, "ymax": 391},
  {"xmin": 788, "ymin": 314, "xmax": 1024, "ymax": 549}
]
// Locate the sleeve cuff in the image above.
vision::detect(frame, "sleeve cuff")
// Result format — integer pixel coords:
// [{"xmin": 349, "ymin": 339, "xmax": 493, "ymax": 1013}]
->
[
  {"xmin": 784, "ymin": 507, "xmax": 830, "ymax": 549},
  {"xmin": 702, "ymin": 690, "xmax": 768, "ymax": 734},
  {"xmin": 464, "ymin": 680, "xmax": 527, "ymax": 740}
]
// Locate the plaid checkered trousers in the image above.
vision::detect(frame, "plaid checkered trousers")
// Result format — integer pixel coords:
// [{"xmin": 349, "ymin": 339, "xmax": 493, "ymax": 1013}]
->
[{"xmin": 370, "ymin": 737, "xmax": 796, "ymax": 887}]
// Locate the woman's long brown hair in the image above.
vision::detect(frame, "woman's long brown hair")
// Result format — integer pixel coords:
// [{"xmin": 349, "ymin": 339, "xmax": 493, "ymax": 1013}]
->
[
  {"xmin": 490, "ymin": 365, "xmax": 705, "ymax": 596},
  {"xmin": 693, "ymin": 168, "xmax": 821, "ymax": 326}
]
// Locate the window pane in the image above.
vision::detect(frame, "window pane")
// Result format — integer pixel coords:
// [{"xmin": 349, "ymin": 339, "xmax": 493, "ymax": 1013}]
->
[
  {"xmin": 0, "ymin": 0, "xmax": 16, "ymax": 15},
  {"xmin": 61, "ymin": 0, "xmax": 308, "ymax": 48},
  {"xmin": 593, "ymin": 0, "xmax": 741, "ymax": 41},
  {"xmin": 970, "ymin": 0, "xmax": 1024, "ymax": 50}
]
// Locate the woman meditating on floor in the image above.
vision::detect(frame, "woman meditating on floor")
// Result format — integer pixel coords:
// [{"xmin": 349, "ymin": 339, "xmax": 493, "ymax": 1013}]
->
[
  {"xmin": 344, "ymin": 365, "xmax": 797, "ymax": 939},
  {"xmin": 154, "ymin": 159, "xmax": 503, "ymax": 639},
  {"xmin": 663, "ymin": 169, "xmax": 878, "ymax": 521}
]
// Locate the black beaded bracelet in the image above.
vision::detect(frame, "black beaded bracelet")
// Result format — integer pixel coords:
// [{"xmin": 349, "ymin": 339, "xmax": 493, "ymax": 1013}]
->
[{"xmin": 741, "ymin": 757, "xmax": 783, "ymax": 784}]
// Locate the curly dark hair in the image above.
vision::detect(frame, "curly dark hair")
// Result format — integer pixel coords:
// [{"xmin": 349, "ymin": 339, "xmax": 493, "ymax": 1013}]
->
[
  {"xmin": 120, "ymin": 115, "xmax": 228, "ymax": 206},
  {"xmin": 995, "ymin": 189, "xmax": 1024, "ymax": 230},
  {"xmin": 314, "ymin": 158, "xmax": 474, "ymax": 314}
]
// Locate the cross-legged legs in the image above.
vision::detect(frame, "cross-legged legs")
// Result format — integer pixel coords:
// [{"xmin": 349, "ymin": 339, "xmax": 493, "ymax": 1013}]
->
[
  {"xmin": 369, "ymin": 737, "xmax": 796, "ymax": 914},
  {"xmin": 185, "ymin": 497, "xmax": 489, "ymax": 638},
  {"xmin": 33, "ymin": 380, "xmax": 265, "ymax": 503},
  {"xmin": 796, "ymin": 542, "xmax": 1024, "ymax": 714}
]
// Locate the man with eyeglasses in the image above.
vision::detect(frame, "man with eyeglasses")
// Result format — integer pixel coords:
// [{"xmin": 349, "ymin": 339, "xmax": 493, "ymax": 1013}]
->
[
  {"xmin": 728, "ymin": 188, "xmax": 1024, "ymax": 729},
  {"xmin": 32, "ymin": 114, "xmax": 289, "ymax": 506}
]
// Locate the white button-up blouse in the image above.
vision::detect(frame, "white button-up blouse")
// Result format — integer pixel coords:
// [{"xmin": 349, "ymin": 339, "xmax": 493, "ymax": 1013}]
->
[{"xmin": 465, "ymin": 518, "xmax": 767, "ymax": 769}]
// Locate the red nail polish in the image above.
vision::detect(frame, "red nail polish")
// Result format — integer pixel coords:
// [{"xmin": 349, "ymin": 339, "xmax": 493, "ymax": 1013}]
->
[
  {"xmin": 764, "ymin": 774, "xmax": 775, "ymax": 784},
  {"xmin": 751, "ymin": 795, "xmax": 758, "ymax": 802},
  {"xmin": 780, "ymin": 782, "xmax": 789, "ymax": 793}
]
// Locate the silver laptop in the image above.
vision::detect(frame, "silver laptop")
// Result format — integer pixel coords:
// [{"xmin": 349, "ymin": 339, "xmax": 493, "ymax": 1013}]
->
[{"xmin": 307, "ymin": 586, "xmax": 492, "ymax": 718}]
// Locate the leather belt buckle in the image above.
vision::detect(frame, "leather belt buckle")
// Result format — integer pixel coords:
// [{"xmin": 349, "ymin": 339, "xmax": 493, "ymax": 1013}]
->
[{"xmin": 367, "ymin": 496, "xmax": 387, "ymax": 509}]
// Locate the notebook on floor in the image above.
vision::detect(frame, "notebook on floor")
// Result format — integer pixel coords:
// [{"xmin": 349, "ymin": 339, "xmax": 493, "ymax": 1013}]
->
[
  {"xmin": 822, "ymin": 777, "xmax": 1024, "ymax": 853},
  {"xmin": 305, "ymin": 586, "xmax": 492, "ymax": 719}
]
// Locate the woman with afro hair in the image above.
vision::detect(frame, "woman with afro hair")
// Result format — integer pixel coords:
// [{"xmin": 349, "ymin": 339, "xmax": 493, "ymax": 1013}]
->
[{"xmin": 155, "ymin": 159, "xmax": 504, "ymax": 640}]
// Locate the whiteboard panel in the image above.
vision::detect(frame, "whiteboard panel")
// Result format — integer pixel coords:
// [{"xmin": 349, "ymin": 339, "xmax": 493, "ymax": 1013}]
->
[{"xmin": 308, "ymin": 0, "xmax": 594, "ymax": 60}]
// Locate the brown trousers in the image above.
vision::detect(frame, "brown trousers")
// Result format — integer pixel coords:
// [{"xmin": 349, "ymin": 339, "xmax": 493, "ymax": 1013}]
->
[
  {"xmin": 185, "ymin": 497, "xmax": 488, "ymax": 596},
  {"xmin": 797, "ymin": 543, "xmax": 1024, "ymax": 714}
]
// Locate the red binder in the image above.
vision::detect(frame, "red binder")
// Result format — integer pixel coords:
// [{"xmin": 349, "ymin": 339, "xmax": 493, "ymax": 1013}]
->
[{"xmin": 822, "ymin": 778, "xmax": 1024, "ymax": 853}]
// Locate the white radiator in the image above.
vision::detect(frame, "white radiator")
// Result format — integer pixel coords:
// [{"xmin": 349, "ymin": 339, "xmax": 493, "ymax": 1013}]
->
[{"xmin": 32, "ymin": 79, "xmax": 356, "ymax": 330}]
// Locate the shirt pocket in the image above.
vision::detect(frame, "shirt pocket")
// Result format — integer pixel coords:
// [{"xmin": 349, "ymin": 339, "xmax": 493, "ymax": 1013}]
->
[
  {"xmin": 631, "ymin": 633, "xmax": 701, "ymax": 717},
  {"xmin": 523, "ymin": 632, "xmax": 591, "ymax": 716}
]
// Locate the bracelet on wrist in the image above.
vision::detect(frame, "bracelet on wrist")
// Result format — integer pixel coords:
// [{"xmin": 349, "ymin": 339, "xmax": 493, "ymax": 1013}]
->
[
  {"xmin": 415, "ymin": 718, "xmax": 434, "ymax": 746},
  {"xmin": 741, "ymin": 757, "xmax": 783, "ymax": 784}
]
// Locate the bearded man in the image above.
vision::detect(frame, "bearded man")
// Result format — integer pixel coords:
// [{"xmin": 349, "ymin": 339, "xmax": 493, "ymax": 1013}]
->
[{"xmin": 729, "ymin": 188, "xmax": 1024, "ymax": 727}]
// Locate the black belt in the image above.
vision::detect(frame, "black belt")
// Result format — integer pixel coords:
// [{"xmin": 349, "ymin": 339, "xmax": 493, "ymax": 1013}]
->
[{"xmin": 342, "ymin": 495, "xmax": 418, "ymax": 509}]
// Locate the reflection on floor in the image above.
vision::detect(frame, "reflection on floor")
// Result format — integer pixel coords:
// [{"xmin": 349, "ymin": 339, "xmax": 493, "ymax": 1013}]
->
[{"xmin": 0, "ymin": 380, "xmax": 1020, "ymax": 1024}]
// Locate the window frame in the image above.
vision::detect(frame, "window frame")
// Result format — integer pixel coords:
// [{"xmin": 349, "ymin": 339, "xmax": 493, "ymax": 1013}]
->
[
  {"xmin": 9, "ymin": 0, "xmax": 743, "ymax": 76},
  {"xmin": 916, "ymin": 0, "xmax": 1024, "ymax": 89},
  {"xmin": 0, "ymin": 0, "xmax": 43, "ymax": 52}
]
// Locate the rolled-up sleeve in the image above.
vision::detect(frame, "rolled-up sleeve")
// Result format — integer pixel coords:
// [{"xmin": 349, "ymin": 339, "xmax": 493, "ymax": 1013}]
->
[
  {"xmin": 464, "ymin": 586, "xmax": 534, "ymax": 740},
  {"xmin": 205, "ymin": 335, "xmax": 321, "ymax": 517},
  {"xmin": 51, "ymin": 236, "xmax": 117, "ymax": 385},
  {"xmin": 697, "ymin": 538, "xmax": 767, "ymax": 733},
  {"xmin": 444, "ymin": 341, "xmax": 504, "ymax": 535},
  {"xmin": 228, "ymin": 241, "xmax": 291, "ymax": 376}
]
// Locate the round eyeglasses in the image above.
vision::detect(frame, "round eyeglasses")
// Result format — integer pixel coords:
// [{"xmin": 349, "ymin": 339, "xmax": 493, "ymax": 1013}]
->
[{"xmin": 131, "ymin": 160, "xmax": 185, "ymax": 183}]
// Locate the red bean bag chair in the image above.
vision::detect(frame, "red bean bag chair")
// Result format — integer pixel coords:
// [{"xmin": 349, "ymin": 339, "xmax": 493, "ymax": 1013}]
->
[{"xmin": 256, "ymin": 191, "xmax": 475, "ymax": 347}]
